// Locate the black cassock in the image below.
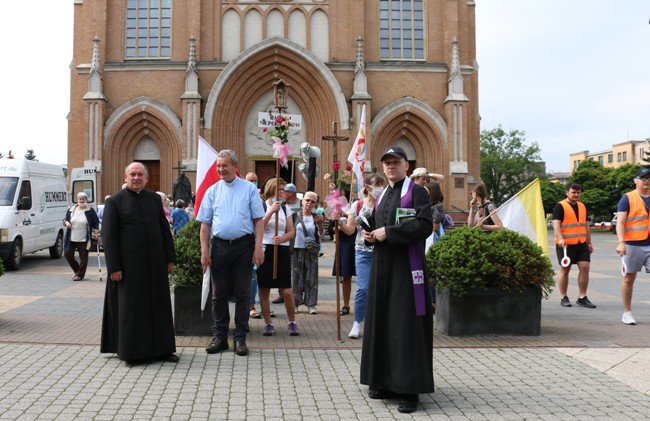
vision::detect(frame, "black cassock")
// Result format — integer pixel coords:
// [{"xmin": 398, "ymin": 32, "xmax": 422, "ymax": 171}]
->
[
  {"xmin": 360, "ymin": 178, "xmax": 434, "ymax": 394},
  {"xmin": 100, "ymin": 188, "xmax": 176, "ymax": 361}
]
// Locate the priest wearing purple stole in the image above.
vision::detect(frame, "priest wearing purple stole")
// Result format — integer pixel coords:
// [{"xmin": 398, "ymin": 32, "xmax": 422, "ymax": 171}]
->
[{"xmin": 360, "ymin": 146, "xmax": 434, "ymax": 414}]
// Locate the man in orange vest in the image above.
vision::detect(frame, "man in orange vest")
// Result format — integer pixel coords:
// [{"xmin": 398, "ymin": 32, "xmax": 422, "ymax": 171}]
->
[
  {"xmin": 616, "ymin": 167, "xmax": 650, "ymax": 325},
  {"xmin": 552, "ymin": 182, "xmax": 595, "ymax": 308}
]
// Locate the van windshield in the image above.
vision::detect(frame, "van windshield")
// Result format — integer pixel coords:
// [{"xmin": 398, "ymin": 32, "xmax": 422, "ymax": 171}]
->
[{"xmin": 0, "ymin": 177, "xmax": 18, "ymax": 206}]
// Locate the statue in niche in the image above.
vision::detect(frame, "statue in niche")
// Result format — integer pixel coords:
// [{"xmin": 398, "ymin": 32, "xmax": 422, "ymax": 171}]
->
[{"xmin": 172, "ymin": 172, "xmax": 192, "ymax": 205}]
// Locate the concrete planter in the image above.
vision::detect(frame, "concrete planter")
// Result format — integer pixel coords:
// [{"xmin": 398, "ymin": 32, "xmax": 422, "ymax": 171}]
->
[
  {"xmin": 435, "ymin": 286, "xmax": 542, "ymax": 336},
  {"xmin": 173, "ymin": 285, "xmax": 213, "ymax": 336}
]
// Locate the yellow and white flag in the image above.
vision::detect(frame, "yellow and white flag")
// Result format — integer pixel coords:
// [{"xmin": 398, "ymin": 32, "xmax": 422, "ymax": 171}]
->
[{"xmin": 495, "ymin": 178, "xmax": 548, "ymax": 255}]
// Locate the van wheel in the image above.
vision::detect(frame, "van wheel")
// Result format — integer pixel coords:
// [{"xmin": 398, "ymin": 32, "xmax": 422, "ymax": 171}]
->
[
  {"xmin": 49, "ymin": 231, "xmax": 63, "ymax": 258},
  {"xmin": 5, "ymin": 238, "xmax": 22, "ymax": 270}
]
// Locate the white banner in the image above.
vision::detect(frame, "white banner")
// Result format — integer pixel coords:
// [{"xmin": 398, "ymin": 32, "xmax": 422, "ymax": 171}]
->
[{"xmin": 258, "ymin": 112, "xmax": 302, "ymax": 130}]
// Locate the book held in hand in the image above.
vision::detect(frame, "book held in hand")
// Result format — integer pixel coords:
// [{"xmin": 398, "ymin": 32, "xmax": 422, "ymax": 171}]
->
[{"xmin": 395, "ymin": 208, "xmax": 416, "ymax": 225}]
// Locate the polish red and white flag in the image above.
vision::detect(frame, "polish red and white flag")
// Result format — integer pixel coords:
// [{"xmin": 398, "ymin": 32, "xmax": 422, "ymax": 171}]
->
[{"xmin": 194, "ymin": 136, "xmax": 220, "ymax": 217}]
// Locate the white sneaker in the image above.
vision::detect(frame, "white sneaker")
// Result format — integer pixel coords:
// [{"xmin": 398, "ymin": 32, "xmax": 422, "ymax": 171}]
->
[
  {"xmin": 349, "ymin": 321, "xmax": 360, "ymax": 339},
  {"xmin": 308, "ymin": 306, "xmax": 317, "ymax": 314},
  {"xmin": 622, "ymin": 311, "xmax": 637, "ymax": 325}
]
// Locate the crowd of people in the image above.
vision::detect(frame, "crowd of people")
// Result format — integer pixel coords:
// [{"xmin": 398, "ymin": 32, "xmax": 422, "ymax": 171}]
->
[{"xmin": 92, "ymin": 149, "xmax": 650, "ymax": 414}]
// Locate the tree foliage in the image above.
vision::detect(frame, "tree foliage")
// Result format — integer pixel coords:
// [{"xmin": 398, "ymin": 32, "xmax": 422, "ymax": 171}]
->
[
  {"xmin": 480, "ymin": 126, "xmax": 544, "ymax": 206},
  {"xmin": 24, "ymin": 149, "xmax": 38, "ymax": 161},
  {"xmin": 539, "ymin": 178, "xmax": 566, "ymax": 215},
  {"xmin": 566, "ymin": 159, "xmax": 638, "ymax": 220}
]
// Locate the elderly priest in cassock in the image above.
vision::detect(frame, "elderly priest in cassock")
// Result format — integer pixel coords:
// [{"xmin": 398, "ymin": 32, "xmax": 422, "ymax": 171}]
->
[
  {"xmin": 360, "ymin": 146, "xmax": 434, "ymax": 414},
  {"xmin": 100, "ymin": 162, "xmax": 178, "ymax": 364}
]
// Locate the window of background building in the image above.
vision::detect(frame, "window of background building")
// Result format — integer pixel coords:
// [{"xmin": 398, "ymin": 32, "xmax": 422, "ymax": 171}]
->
[
  {"xmin": 379, "ymin": 0, "xmax": 424, "ymax": 60},
  {"xmin": 598, "ymin": 156, "xmax": 604, "ymax": 164},
  {"xmin": 618, "ymin": 152, "xmax": 622, "ymax": 162},
  {"xmin": 608, "ymin": 154, "xmax": 613, "ymax": 163},
  {"xmin": 623, "ymin": 151, "xmax": 627, "ymax": 161},
  {"xmin": 125, "ymin": 0, "xmax": 172, "ymax": 58}
]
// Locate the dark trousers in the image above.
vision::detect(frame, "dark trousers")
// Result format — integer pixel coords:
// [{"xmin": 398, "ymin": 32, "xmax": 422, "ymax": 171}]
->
[
  {"xmin": 210, "ymin": 236, "xmax": 254, "ymax": 342},
  {"xmin": 64, "ymin": 241, "xmax": 89, "ymax": 278}
]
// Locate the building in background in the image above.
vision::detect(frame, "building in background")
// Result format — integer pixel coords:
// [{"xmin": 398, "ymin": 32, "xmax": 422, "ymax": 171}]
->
[
  {"xmin": 68, "ymin": 0, "xmax": 480, "ymax": 210},
  {"xmin": 570, "ymin": 140, "xmax": 649, "ymax": 172}
]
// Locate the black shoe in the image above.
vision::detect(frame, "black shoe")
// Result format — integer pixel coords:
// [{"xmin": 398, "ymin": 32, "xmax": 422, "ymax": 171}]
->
[
  {"xmin": 561, "ymin": 296, "xmax": 572, "ymax": 307},
  {"xmin": 234, "ymin": 340, "xmax": 249, "ymax": 356},
  {"xmin": 206, "ymin": 338, "xmax": 228, "ymax": 354},
  {"xmin": 397, "ymin": 395, "xmax": 419, "ymax": 413},
  {"xmin": 368, "ymin": 389, "xmax": 399, "ymax": 400},
  {"xmin": 162, "ymin": 354, "xmax": 179, "ymax": 363},
  {"xmin": 576, "ymin": 296, "xmax": 596, "ymax": 308}
]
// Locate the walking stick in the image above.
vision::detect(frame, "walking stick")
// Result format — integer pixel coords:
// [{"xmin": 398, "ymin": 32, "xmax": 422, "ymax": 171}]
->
[{"xmin": 96, "ymin": 238, "xmax": 102, "ymax": 282}]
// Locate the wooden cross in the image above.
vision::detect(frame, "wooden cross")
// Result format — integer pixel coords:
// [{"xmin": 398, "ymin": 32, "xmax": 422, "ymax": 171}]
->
[
  {"xmin": 321, "ymin": 122, "xmax": 349, "ymax": 186},
  {"xmin": 321, "ymin": 121, "xmax": 349, "ymax": 341},
  {"xmin": 172, "ymin": 160, "xmax": 186, "ymax": 179}
]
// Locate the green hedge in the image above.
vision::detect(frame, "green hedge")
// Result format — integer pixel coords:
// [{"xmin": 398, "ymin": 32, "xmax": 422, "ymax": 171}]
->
[
  {"xmin": 426, "ymin": 227, "xmax": 555, "ymax": 298},
  {"xmin": 170, "ymin": 219, "xmax": 203, "ymax": 287}
]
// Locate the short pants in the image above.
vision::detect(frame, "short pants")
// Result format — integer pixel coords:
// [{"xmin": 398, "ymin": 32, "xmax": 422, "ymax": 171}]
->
[
  {"xmin": 555, "ymin": 242, "xmax": 590, "ymax": 266},
  {"xmin": 623, "ymin": 243, "xmax": 650, "ymax": 273}
]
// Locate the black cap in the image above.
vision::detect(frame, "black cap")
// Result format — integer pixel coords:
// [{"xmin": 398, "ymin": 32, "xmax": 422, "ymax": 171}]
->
[
  {"xmin": 380, "ymin": 146, "xmax": 408, "ymax": 161},
  {"xmin": 636, "ymin": 168, "xmax": 650, "ymax": 178}
]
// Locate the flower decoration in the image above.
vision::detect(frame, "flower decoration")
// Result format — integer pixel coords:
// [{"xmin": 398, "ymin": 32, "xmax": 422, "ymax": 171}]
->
[
  {"xmin": 323, "ymin": 161, "xmax": 352, "ymax": 193},
  {"xmin": 263, "ymin": 113, "xmax": 296, "ymax": 144},
  {"xmin": 262, "ymin": 113, "xmax": 296, "ymax": 168},
  {"xmin": 324, "ymin": 182, "xmax": 350, "ymax": 220}
]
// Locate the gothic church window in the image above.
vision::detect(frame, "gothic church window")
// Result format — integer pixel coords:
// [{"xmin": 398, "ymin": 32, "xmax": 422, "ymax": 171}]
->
[
  {"xmin": 125, "ymin": 0, "xmax": 172, "ymax": 59},
  {"xmin": 379, "ymin": 0, "xmax": 424, "ymax": 60}
]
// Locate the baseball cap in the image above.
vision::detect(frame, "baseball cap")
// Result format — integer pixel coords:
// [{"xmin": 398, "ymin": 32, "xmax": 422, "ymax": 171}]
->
[
  {"xmin": 380, "ymin": 146, "xmax": 408, "ymax": 161},
  {"xmin": 285, "ymin": 183, "xmax": 297, "ymax": 193},
  {"xmin": 635, "ymin": 168, "xmax": 650, "ymax": 178},
  {"xmin": 410, "ymin": 167, "xmax": 430, "ymax": 179}
]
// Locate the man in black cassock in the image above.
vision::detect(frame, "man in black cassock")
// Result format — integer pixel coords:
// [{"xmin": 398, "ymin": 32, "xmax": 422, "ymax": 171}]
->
[
  {"xmin": 100, "ymin": 162, "xmax": 178, "ymax": 364},
  {"xmin": 360, "ymin": 146, "xmax": 434, "ymax": 414}
]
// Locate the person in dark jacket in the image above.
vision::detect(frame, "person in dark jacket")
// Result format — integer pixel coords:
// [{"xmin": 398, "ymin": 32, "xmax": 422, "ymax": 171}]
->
[
  {"xmin": 100, "ymin": 162, "xmax": 178, "ymax": 365},
  {"xmin": 360, "ymin": 146, "xmax": 434, "ymax": 414},
  {"xmin": 63, "ymin": 192, "xmax": 99, "ymax": 281}
]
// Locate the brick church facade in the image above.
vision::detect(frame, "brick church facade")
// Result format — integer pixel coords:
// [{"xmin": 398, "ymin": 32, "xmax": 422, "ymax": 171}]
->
[{"xmin": 68, "ymin": 0, "xmax": 480, "ymax": 209}]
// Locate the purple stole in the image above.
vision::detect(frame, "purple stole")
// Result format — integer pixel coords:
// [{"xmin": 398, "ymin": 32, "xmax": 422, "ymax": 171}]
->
[{"xmin": 376, "ymin": 178, "xmax": 427, "ymax": 316}]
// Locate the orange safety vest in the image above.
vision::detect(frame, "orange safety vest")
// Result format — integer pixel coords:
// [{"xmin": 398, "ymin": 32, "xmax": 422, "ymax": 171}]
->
[
  {"xmin": 623, "ymin": 191, "xmax": 650, "ymax": 242},
  {"xmin": 554, "ymin": 199, "xmax": 588, "ymax": 245}
]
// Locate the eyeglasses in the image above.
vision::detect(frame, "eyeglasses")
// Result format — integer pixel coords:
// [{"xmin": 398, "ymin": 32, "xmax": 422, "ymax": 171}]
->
[{"xmin": 640, "ymin": 177, "xmax": 650, "ymax": 181}]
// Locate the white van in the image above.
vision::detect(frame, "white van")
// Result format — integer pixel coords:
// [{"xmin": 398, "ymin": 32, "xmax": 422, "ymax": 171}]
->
[
  {"xmin": 68, "ymin": 167, "xmax": 98, "ymax": 212},
  {"xmin": 0, "ymin": 159, "xmax": 68, "ymax": 270}
]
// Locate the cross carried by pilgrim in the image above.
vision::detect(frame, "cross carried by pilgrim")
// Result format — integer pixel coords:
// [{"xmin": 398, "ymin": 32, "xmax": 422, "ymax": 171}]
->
[{"xmin": 322, "ymin": 122, "xmax": 349, "ymax": 340}]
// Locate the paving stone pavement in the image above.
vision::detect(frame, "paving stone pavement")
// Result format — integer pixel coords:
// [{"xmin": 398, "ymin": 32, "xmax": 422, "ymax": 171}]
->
[{"xmin": 2, "ymin": 232, "xmax": 650, "ymax": 419}]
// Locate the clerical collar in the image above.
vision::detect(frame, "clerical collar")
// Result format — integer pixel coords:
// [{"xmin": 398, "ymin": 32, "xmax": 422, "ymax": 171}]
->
[{"xmin": 388, "ymin": 177, "xmax": 406, "ymax": 189}]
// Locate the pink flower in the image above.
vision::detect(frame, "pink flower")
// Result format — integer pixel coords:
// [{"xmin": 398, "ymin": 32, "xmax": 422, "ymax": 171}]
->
[
  {"xmin": 262, "ymin": 128, "xmax": 267, "ymax": 133},
  {"xmin": 332, "ymin": 162, "xmax": 341, "ymax": 171},
  {"xmin": 345, "ymin": 163, "xmax": 352, "ymax": 171},
  {"xmin": 275, "ymin": 117, "xmax": 283, "ymax": 124},
  {"xmin": 323, "ymin": 173, "xmax": 331, "ymax": 180}
]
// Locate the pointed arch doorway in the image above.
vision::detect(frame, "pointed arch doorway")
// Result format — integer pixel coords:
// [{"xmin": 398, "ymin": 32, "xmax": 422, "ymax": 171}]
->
[{"xmin": 134, "ymin": 137, "xmax": 161, "ymax": 193}]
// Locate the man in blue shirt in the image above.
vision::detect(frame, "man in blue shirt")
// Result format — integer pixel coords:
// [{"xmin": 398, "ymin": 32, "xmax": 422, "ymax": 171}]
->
[{"xmin": 197, "ymin": 149, "xmax": 265, "ymax": 356}]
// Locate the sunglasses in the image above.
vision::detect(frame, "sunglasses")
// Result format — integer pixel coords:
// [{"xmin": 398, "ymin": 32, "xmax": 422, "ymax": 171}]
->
[{"xmin": 304, "ymin": 199, "xmax": 315, "ymax": 203}]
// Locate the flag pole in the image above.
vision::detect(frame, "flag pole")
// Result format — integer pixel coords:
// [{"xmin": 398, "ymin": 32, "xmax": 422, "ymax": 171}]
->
[{"xmin": 273, "ymin": 159, "xmax": 279, "ymax": 279}]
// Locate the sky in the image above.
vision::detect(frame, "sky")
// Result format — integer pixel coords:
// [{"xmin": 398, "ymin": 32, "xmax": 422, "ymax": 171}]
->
[
  {"xmin": 476, "ymin": 1, "xmax": 650, "ymax": 173},
  {"xmin": 1, "ymin": 1, "xmax": 648, "ymax": 173}
]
